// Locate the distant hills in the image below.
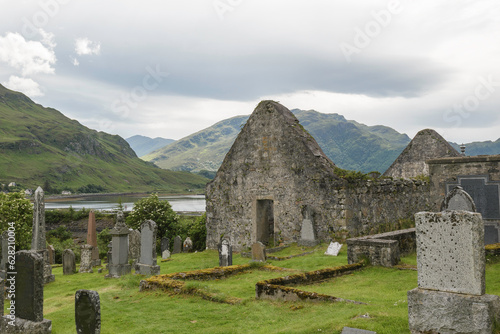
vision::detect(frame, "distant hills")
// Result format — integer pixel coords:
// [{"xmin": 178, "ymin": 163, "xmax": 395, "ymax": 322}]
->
[
  {"xmin": 143, "ymin": 109, "xmax": 412, "ymax": 173},
  {"xmin": 126, "ymin": 135, "xmax": 175, "ymax": 157},
  {"xmin": 142, "ymin": 108, "xmax": 500, "ymax": 174},
  {"xmin": 0, "ymin": 84, "xmax": 208, "ymax": 193}
]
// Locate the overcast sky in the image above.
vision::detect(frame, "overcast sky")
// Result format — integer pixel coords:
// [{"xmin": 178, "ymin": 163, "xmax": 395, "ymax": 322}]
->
[{"xmin": 1, "ymin": 1, "xmax": 499, "ymax": 144}]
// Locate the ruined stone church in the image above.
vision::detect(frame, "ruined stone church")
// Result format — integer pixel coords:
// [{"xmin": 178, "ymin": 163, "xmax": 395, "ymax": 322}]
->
[{"xmin": 206, "ymin": 101, "xmax": 430, "ymax": 250}]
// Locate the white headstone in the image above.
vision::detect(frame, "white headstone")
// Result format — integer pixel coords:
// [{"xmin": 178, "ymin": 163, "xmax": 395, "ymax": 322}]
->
[{"xmin": 324, "ymin": 242, "xmax": 342, "ymax": 256}]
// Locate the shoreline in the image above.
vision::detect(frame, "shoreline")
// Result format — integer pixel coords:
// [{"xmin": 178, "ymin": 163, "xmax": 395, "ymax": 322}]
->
[{"xmin": 43, "ymin": 192, "xmax": 204, "ymax": 202}]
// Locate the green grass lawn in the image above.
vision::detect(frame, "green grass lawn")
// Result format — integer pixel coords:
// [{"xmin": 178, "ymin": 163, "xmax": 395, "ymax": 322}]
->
[{"xmin": 7, "ymin": 244, "xmax": 500, "ymax": 333}]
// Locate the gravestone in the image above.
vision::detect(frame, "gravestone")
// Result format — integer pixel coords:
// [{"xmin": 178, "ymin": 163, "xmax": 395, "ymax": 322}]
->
[
  {"xmin": 161, "ymin": 237, "xmax": 169, "ymax": 254},
  {"xmin": 106, "ymin": 242, "xmax": 112, "ymax": 268},
  {"xmin": 173, "ymin": 236, "xmax": 182, "ymax": 254},
  {"xmin": 0, "ymin": 231, "xmax": 7, "ymax": 279},
  {"xmin": 341, "ymin": 327, "xmax": 376, "ymax": 334},
  {"xmin": 106, "ymin": 211, "xmax": 131, "ymax": 278},
  {"xmin": 128, "ymin": 229, "xmax": 141, "ymax": 266},
  {"xmin": 408, "ymin": 209, "xmax": 500, "ymax": 333},
  {"xmin": 183, "ymin": 237, "xmax": 193, "ymax": 253},
  {"xmin": 251, "ymin": 242, "xmax": 266, "ymax": 262},
  {"xmin": 161, "ymin": 237, "xmax": 170, "ymax": 259},
  {"xmin": 298, "ymin": 206, "xmax": 319, "ymax": 246},
  {"xmin": 324, "ymin": 242, "xmax": 342, "ymax": 256},
  {"xmin": 441, "ymin": 186, "xmax": 476, "ymax": 212},
  {"xmin": 0, "ymin": 277, "xmax": 3, "ymax": 316},
  {"xmin": 218, "ymin": 239, "xmax": 232, "ymax": 267},
  {"xmin": 79, "ymin": 244, "xmax": 94, "ymax": 274},
  {"xmin": 87, "ymin": 211, "xmax": 101, "ymax": 267},
  {"xmin": 47, "ymin": 245, "xmax": 55, "ymax": 265},
  {"xmin": 135, "ymin": 220, "xmax": 160, "ymax": 275},
  {"xmin": 63, "ymin": 249, "xmax": 76, "ymax": 275},
  {"xmin": 0, "ymin": 250, "xmax": 52, "ymax": 333},
  {"xmin": 30, "ymin": 187, "xmax": 54, "ymax": 284},
  {"xmin": 75, "ymin": 289, "xmax": 101, "ymax": 334}
]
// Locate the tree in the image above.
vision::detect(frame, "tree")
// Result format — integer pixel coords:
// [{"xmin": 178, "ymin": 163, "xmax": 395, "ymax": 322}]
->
[
  {"xmin": 0, "ymin": 192, "xmax": 33, "ymax": 250},
  {"xmin": 125, "ymin": 193, "xmax": 179, "ymax": 241}
]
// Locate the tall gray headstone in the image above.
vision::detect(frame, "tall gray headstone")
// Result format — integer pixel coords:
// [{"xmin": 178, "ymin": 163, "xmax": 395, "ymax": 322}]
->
[
  {"xmin": 75, "ymin": 290, "xmax": 101, "ymax": 334},
  {"xmin": 173, "ymin": 236, "xmax": 182, "ymax": 254},
  {"xmin": 298, "ymin": 206, "xmax": 319, "ymax": 247},
  {"xmin": 106, "ymin": 211, "xmax": 131, "ymax": 278},
  {"xmin": 135, "ymin": 220, "xmax": 160, "ymax": 275},
  {"xmin": 0, "ymin": 250, "xmax": 52, "ymax": 333},
  {"xmin": 47, "ymin": 245, "xmax": 55, "ymax": 265},
  {"xmin": 183, "ymin": 237, "xmax": 193, "ymax": 253},
  {"xmin": 128, "ymin": 229, "xmax": 141, "ymax": 266},
  {"xmin": 30, "ymin": 187, "xmax": 54, "ymax": 284},
  {"xmin": 218, "ymin": 239, "xmax": 232, "ymax": 267},
  {"xmin": 63, "ymin": 249, "xmax": 76, "ymax": 275},
  {"xmin": 251, "ymin": 242, "xmax": 266, "ymax": 262},
  {"xmin": 441, "ymin": 186, "xmax": 477, "ymax": 212}
]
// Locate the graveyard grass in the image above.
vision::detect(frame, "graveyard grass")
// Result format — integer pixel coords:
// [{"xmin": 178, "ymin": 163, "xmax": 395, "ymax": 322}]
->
[{"xmin": 12, "ymin": 244, "xmax": 500, "ymax": 334}]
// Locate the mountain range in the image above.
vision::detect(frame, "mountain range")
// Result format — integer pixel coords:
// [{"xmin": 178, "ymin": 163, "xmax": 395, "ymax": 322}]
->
[
  {"xmin": 126, "ymin": 135, "xmax": 175, "ymax": 157},
  {"xmin": 0, "ymin": 84, "xmax": 208, "ymax": 193}
]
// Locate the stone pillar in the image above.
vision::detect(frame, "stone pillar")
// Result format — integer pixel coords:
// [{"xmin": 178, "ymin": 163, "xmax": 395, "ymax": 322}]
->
[
  {"xmin": 30, "ymin": 187, "xmax": 54, "ymax": 284},
  {"xmin": 135, "ymin": 220, "xmax": 160, "ymax": 275},
  {"xmin": 79, "ymin": 245, "xmax": 93, "ymax": 273},
  {"xmin": 75, "ymin": 290, "xmax": 101, "ymax": 334},
  {"xmin": 47, "ymin": 245, "xmax": 55, "ymax": 265},
  {"xmin": 408, "ymin": 210, "xmax": 500, "ymax": 333},
  {"xmin": 87, "ymin": 210, "xmax": 101, "ymax": 267},
  {"xmin": 218, "ymin": 239, "xmax": 232, "ymax": 267},
  {"xmin": 63, "ymin": 249, "xmax": 76, "ymax": 275},
  {"xmin": 128, "ymin": 229, "xmax": 141, "ymax": 266},
  {"xmin": 0, "ymin": 250, "xmax": 52, "ymax": 333},
  {"xmin": 106, "ymin": 211, "xmax": 131, "ymax": 278}
]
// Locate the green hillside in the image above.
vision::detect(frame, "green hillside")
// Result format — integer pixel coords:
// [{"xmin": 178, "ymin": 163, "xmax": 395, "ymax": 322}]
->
[
  {"xmin": 143, "ymin": 108, "xmax": 411, "ymax": 173},
  {"xmin": 126, "ymin": 135, "xmax": 175, "ymax": 157},
  {"xmin": 450, "ymin": 140, "xmax": 500, "ymax": 156},
  {"xmin": 0, "ymin": 84, "xmax": 208, "ymax": 193}
]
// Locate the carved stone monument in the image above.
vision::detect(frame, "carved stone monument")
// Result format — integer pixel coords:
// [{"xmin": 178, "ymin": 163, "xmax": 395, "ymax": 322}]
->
[
  {"xmin": 106, "ymin": 211, "xmax": 131, "ymax": 278},
  {"xmin": 79, "ymin": 244, "xmax": 94, "ymax": 274},
  {"xmin": 161, "ymin": 237, "xmax": 170, "ymax": 259},
  {"xmin": 218, "ymin": 239, "xmax": 232, "ymax": 267},
  {"xmin": 298, "ymin": 206, "xmax": 319, "ymax": 247},
  {"xmin": 128, "ymin": 229, "xmax": 141, "ymax": 266},
  {"xmin": 75, "ymin": 289, "xmax": 101, "ymax": 334},
  {"xmin": 87, "ymin": 210, "xmax": 101, "ymax": 266},
  {"xmin": 251, "ymin": 242, "xmax": 266, "ymax": 262},
  {"xmin": 441, "ymin": 186, "xmax": 476, "ymax": 212},
  {"xmin": 135, "ymin": 220, "xmax": 160, "ymax": 275},
  {"xmin": 30, "ymin": 187, "xmax": 54, "ymax": 284},
  {"xmin": 0, "ymin": 250, "xmax": 52, "ymax": 333}
]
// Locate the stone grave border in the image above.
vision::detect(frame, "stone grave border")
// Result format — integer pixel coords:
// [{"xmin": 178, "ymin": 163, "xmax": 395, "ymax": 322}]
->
[
  {"xmin": 255, "ymin": 263, "xmax": 365, "ymax": 303},
  {"xmin": 139, "ymin": 264, "xmax": 285, "ymax": 304},
  {"xmin": 347, "ymin": 228, "xmax": 416, "ymax": 267},
  {"xmin": 485, "ymin": 242, "xmax": 500, "ymax": 256}
]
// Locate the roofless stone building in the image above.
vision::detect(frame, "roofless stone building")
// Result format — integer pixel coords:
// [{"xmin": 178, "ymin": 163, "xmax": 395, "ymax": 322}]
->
[{"xmin": 206, "ymin": 101, "xmax": 430, "ymax": 251}]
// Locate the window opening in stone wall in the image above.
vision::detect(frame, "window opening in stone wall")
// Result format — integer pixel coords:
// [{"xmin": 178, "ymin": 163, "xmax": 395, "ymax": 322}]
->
[{"xmin": 256, "ymin": 199, "xmax": 275, "ymax": 246}]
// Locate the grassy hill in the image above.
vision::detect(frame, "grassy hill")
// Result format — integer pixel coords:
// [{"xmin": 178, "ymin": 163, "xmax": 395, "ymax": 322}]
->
[
  {"xmin": 0, "ymin": 84, "xmax": 208, "ymax": 193},
  {"xmin": 143, "ymin": 109, "xmax": 411, "ymax": 173}
]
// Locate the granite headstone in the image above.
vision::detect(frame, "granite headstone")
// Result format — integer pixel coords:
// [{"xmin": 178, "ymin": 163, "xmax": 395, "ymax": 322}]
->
[
  {"xmin": 75, "ymin": 289, "xmax": 101, "ymax": 334},
  {"xmin": 79, "ymin": 244, "xmax": 94, "ymax": 273},
  {"xmin": 135, "ymin": 220, "xmax": 160, "ymax": 275},
  {"xmin": 63, "ymin": 249, "xmax": 76, "ymax": 275},
  {"xmin": 251, "ymin": 242, "xmax": 266, "ymax": 262},
  {"xmin": 173, "ymin": 236, "xmax": 182, "ymax": 254}
]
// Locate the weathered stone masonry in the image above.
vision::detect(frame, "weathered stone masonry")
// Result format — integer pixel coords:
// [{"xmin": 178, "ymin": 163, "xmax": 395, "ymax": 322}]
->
[{"xmin": 206, "ymin": 101, "xmax": 430, "ymax": 251}]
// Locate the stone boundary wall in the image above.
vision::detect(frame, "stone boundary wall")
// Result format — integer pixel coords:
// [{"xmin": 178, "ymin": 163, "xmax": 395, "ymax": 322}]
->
[
  {"xmin": 255, "ymin": 263, "xmax": 364, "ymax": 303},
  {"xmin": 347, "ymin": 228, "xmax": 416, "ymax": 267}
]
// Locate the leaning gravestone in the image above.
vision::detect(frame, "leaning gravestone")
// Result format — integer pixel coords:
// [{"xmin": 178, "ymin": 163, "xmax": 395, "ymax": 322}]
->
[
  {"xmin": 63, "ymin": 249, "xmax": 76, "ymax": 275},
  {"xmin": 128, "ymin": 229, "xmax": 141, "ymax": 266},
  {"xmin": 183, "ymin": 237, "xmax": 193, "ymax": 253},
  {"xmin": 87, "ymin": 210, "xmax": 101, "ymax": 267},
  {"xmin": 251, "ymin": 242, "xmax": 266, "ymax": 262},
  {"xmin": 79, "ymin": 244, "xmax": 94, "ymax": 274},
  {"xmin": 106, "ymin": 211, "xmax": 131, "ymax": 278},
  {"xmin": 441, "ymin": 186, "xmax": 476, "ymax": 212},
  {"xmin": 135, "ymin": 220, "xmax": 160, "ymax": 275},
  {"xmin": 218, "ymin": 239, "xmax": 232, "ymax": 267},
  {"xmin": 408, "ymin": 210, "xmax": 500, "ymax": 333},
  {"xmin": 30, "ymin": 187, "xmax": 54, "ymax": 284},
  {"xmin": 75, "ymin": 289, "xmax": 101, "ymax": 334},
  {"xmin": 173, "ymin": 236, "xmax": 182, "ymax": 254},
  {"xmin": 0, "ymin": 250, "xmax": 52, "ymax": 333},
  {"xmin": 324, "ymin": 242, "xmax": 342, "ymax": 256}
]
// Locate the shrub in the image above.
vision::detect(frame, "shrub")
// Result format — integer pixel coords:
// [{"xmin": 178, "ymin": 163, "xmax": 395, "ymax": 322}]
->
[{"xmin": 0, "ymin": 192, "xmax": 33, "ymax": 250}]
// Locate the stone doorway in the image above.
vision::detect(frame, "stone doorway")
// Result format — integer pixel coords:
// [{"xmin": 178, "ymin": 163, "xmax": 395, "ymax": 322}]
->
[{"xmin": 256, "ymin": 199, "xmax": 275, "ymax": 246}]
